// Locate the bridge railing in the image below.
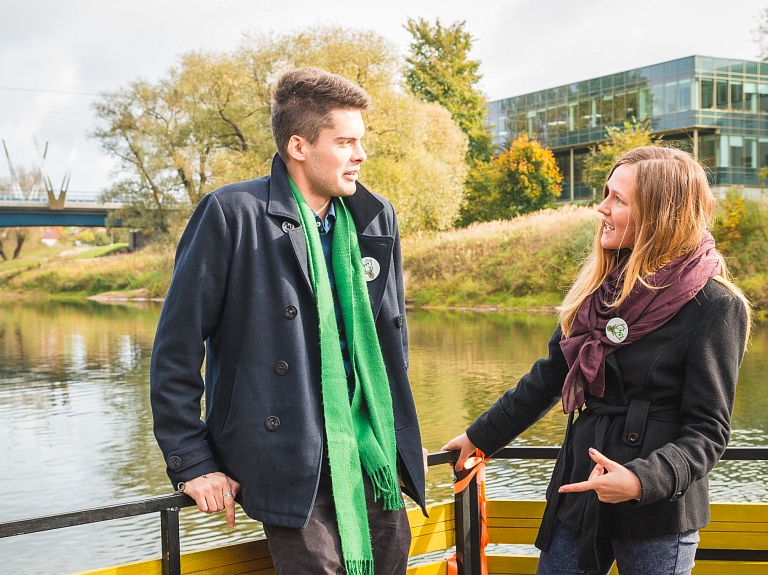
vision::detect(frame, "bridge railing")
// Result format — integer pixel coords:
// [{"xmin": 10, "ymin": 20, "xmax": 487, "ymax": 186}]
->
[{"xmin": 1, "ymin": 446, "xmax": 767, "ymax": 575}]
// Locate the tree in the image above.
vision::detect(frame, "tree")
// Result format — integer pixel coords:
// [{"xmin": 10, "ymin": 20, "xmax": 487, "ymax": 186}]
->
[
  {"xmin": 457, "ymin": 135, "xmax": 562, "ymax": 225},
  {"xmin": 92, "ymin": 57, "xmax": 271, "ymax": 234},
  {"xmin": 91, "ymin": 26, "xmax": 468, "ymax": 235},
  {"xmin": 583, "ymin": 119, "xmax": 657, "ymax": 191},
  {"xmin": 753, "ymin": 7, "xmax": 768, "ymax": 61},
  {"xmin": 404, "ymin": 18, "xmax": 493, "ymax": 162},
  {"xmin": 0, "ymin": 167, "xmax": 39, "ymax": 258},
  {"xmin": 0, "ymin": 229, "xmax": 7, "ymax": 261}
]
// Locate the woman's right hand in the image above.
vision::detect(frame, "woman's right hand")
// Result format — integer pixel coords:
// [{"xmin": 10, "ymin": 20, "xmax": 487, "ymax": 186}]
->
[{"xmin": 441, "ymin": 433, "xmax": 478, "ymax": 471}]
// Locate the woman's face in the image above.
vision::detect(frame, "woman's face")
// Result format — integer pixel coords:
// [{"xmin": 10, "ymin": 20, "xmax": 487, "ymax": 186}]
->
[{"xmin": 597, "ymin": 163, "xmax": 636, "ymax": 250}]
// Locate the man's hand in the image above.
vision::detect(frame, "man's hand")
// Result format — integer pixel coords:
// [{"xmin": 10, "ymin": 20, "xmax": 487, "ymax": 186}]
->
[
  {"xmin": 558, "ymin": 448, "xmax": 642, "ymax": 503},
  {"xmin": 422, "ymin": 447, "xmax": 429, "ymax": 476},
  {"xmin": 182, "ymin": 472, "xmax": 241, "ymax": 527},
  {"xmin": 441, "ymin": 433, "xmax": 477, "ymax": 471}
]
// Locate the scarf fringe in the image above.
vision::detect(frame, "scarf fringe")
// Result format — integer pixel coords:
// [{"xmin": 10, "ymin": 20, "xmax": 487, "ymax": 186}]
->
[
  {"xmin": 345, "ymin": 559, "xmax": 375, "ymax": 575},
  {"xmin": 369, "ymin": 466, "xmax": 404, "ymax": 511}
]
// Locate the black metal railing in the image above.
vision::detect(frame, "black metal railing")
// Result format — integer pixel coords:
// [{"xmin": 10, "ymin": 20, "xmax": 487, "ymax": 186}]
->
[{"xmin": 2, "ymin": 446, "xmax": 767, "ymax": 575}]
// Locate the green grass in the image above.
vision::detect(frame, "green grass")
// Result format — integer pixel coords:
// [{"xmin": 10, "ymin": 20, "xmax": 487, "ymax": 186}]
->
[{"xmin": 70, "ymin": 243, "xmax": 130, "ymax": 259}]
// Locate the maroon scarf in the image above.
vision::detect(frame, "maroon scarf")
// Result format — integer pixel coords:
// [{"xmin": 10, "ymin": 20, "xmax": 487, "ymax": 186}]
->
[{"xmin": 559, "ymin": 232, "xmax": 721, "ymax": 413}]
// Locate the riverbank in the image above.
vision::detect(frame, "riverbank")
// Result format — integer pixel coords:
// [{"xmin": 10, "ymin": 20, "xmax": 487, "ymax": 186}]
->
[
  {"xmin": 2, "ymin": 201, "xmax": 767, "ymax": 316},
  {"xmin": 402, "ymin": 205, "xmax": 598, "ymax": 312},
  {"xmin": 0, "ymin": 244, "xmax": 172, "ymax": 300}
]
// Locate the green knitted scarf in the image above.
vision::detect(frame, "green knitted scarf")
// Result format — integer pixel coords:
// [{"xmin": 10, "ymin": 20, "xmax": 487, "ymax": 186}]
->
[{"xmin": 289, "ymin": 179, "xmax": 402, "ymax": 575}]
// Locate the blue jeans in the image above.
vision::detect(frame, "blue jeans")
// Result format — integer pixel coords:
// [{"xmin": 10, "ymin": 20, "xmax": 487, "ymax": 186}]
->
[{"xmin": 536, "ymin": 521, "xmax": 699, "ymax": 575}]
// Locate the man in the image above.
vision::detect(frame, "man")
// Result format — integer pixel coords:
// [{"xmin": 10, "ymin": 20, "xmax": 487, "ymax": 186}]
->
[{"xmin": 150, "ymin": 67, "xmax": 427, "ymax": 575}]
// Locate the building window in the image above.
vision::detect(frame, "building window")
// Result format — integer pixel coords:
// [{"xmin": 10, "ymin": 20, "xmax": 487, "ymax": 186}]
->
[
  {"xmin": 759, "ymin": 138, "xmax": 768, "ymax": 167},
  {"xmin": 678, "ymin": 79, "xmax": 692, "ymax": 112},
  {"xmin": 556, "ymin": 154, "xmax": 570, "ymax": 189},
  {"xmin": 701, "ymin": 78, "xmax": 714, "ymax": 109},
  {"xmin": 626, "ymin": 90, "xmax": 638, "ymax": 119},
  {"xmin": 718, "ymin": 135, "xmax": 729, "ymax": 168},
  {"xmin": 731, "ymin": 81, "xmax": 743, "ymax": 111},
  {"xmin": 716, "ymin": 80, "xmax": 728, "ymax": 110},
  {"xmin": 638, "ymin": 88, "xmax": 651, "ymax": 118},
  {"xmin": 615, "ymin": 92, "xmax": 626, "ymax": 122},
  {"xmin": 759, "ymin": 84, "xmax": 768, "ymax": 114},
  {"xmin": 591, "ymin": 98, "xmax": 600, "ymax": 128},
  {"xmin": 651, "ymin": 83, "xmax": 664, "ymax": 116},
  {"xmin": 578, "ymin": 100, "xmax": 590, "ymax": 129},
  {"xmin": 602, "ymin": 94, "xmax": 614, "ymax": 124},
  {"xmin": 745, "ymin": 83, "xmax": 758, "ymax": 113},
  {"xmin": 745, "ymin": 137, "xmax": 757, "ymax": 168},
  {"xmin": 665, "ymin": 81, "xmax": 677, "ymax": 114},
  {"xmin": 699, "ymin": 57, "xmax": 715, "ymax": 71},
  {"xmin": 730, "ymin": 135, "xmax": 744, "ymax": 168},
  {"xmin": 700, "ymin": 134, "xmax": 716, "ymax": 168}
]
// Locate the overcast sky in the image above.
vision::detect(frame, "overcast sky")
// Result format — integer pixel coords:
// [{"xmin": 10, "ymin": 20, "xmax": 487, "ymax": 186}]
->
[{"xmin": 1, "ymin": 0, "xmax": 766, "ymax": 196}]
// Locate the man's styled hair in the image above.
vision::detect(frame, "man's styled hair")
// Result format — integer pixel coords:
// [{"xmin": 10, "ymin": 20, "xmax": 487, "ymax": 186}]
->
[{"xmin": 271, "ymin": 67, "xmax": 371, "ymax": 162}]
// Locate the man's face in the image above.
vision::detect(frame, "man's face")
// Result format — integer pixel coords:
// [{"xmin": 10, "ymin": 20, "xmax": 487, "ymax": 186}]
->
[{"xmin": 303, "ymin": 109, "xmax": 367, "ymax": 200}]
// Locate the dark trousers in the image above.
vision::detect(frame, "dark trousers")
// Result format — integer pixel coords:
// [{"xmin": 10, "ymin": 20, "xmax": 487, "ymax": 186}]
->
[{"xmin": 263, "ymin": 473, "xmax": 411, "ymax": 575}]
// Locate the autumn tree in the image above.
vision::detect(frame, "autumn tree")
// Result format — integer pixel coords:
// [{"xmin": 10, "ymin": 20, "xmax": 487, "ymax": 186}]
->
[
  {"xmin": 584, "ymin": 119, "xmax": 657, "ymax": 191},
  {"xmin": 91, "ymin": 26, "xmax": 467, "ymax": 235},
  {"xmin": 404, "ymin": 18, "xmax": 493, "ymax": 162},
  {"xmin": 753, "ymin": 6, "xmax": 768, "ymax": 61},
  {"xmin": 0, "ymin": 166, "xmax": 40, "ymax": 258},
  {"xmin": 457, "ymin": 135, "xmax": 562, "ymax": 225},
  {"xmin": 92, "ymin": 54, "xmax": 272, "ymax": 234}
]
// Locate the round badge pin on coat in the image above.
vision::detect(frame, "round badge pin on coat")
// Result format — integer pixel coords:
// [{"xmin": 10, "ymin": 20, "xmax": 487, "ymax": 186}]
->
[
  {"xmin": 605, "ymin": 317, "xmax": 628, "ymax": 344},
  {"xmin": 362, "ymin": 257, "xmax": 380, "ymax": 281}
]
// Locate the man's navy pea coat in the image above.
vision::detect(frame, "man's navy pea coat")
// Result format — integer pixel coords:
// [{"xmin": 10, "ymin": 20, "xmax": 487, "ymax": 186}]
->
[{"xmin": 150, "ymin": 155, "xmax": 426, "ymax": 527}]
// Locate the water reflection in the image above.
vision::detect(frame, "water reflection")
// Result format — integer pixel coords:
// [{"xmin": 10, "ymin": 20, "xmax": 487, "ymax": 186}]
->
[{"xmin": 0, "ymin": 302, "xmax": 765, "ymax": 574}]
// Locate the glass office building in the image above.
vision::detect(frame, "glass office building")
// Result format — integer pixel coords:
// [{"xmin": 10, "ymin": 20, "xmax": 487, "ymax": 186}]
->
[{"xmin": 487, "ymin": 56, "xmax": 768, "ymax": 200}]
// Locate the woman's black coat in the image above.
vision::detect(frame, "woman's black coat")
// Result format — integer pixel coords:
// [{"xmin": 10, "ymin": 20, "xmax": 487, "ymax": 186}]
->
[{"xmin": 466, "ymin": 279, "xmax": 748, "ymax": 563}]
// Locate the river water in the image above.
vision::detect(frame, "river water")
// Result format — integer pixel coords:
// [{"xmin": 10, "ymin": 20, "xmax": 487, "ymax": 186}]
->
[{"xmin": 0, "ymin": 301, "xmax": 766, "ymax": 574}]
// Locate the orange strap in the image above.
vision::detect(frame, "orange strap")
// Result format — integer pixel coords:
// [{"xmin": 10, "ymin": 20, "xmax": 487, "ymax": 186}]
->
[{"xmin": 446, "ymin": 450, "xmax": 489, "ymax": 575}]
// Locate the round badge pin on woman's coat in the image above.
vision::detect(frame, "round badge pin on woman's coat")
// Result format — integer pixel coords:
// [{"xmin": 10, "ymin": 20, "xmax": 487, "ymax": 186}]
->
[{"xmin": 605, "ymin": 317, "xmax": 628, "ymax": 344}]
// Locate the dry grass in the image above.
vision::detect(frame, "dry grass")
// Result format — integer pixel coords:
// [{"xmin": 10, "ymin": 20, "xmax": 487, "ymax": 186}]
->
[
  {"xmin": 402, "ymin": 205, "xmax": 600, "ymax": 310},
  {"xmin": 1, "ymin": 246, "xmax": 174, "ymax": 299}
]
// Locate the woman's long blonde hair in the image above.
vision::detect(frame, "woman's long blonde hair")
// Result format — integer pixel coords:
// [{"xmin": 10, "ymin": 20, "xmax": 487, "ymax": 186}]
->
[{"xmin": 558, "ymin": 146, "xmax": 751, "ymax": 337}]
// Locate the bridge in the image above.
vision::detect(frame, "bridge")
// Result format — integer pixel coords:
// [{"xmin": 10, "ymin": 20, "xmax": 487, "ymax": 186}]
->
[{"xmin": 0, "ymin": 192, "xmax": 123, "ymax": 227}]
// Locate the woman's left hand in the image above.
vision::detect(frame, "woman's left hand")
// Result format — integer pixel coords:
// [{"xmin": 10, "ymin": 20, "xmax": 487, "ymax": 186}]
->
[{"xmin": 558, "ymin": 448, "xmax": 642, "ymax": 503}]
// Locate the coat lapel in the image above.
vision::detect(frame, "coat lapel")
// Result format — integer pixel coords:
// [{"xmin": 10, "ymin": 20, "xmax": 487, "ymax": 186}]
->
[
  {"xmin": 267, "ymin": 155, "xmax": 312, "ymax": 296},
  {"xmin": 345, "ymin": 182, "xmax": 393, "ymax": 320},
  {"xmin": 357, "ymin": 234, "xmax": 393, "ymax": 320}
]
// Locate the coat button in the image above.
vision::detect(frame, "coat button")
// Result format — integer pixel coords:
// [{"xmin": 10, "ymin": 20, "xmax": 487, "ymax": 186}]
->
[
  {"xmin": 396, "ymin": 314, "xmax": 404, "ymax": 328},
  {"xmin": 265, "ymin": 416, "xmax": 280, "ymax": 431},
  {"xmin": 281, "ymin": 221, "xmax": 295, "ymax": 233},
  {"xmin": 627, "ymin": 432, "xmax": 639, "ymax": 443},
  {"xmin": 168, "ymin": 455, "xmax": 182, "ymax": 470},
  {"xmin": 284, "ymin": 305, "xmax": 298, "ymax": 319},
  {"xmin": 275, "ymin": 361, "xmax": 289, "ymax": 376}
]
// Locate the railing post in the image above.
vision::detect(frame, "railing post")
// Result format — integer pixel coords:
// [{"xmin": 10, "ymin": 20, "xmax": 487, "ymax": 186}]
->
[
  {"xmin": 161, "ymin": 507, "xmax": 181, "ymax": 575},
  {"xmin": 453, "ymin": 466, "xmax": 481, "ymax": 575}
]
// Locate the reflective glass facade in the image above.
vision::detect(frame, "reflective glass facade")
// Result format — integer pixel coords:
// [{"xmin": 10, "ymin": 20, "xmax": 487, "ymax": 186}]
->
[{"xmin": 487, "ymin": 56, "xmax": 768, "ymax": 200}]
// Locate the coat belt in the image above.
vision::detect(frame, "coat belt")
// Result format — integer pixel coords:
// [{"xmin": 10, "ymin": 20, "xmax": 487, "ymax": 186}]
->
[{"xmin": 536, "ymin": 398, "xmax": 682, "ymax": 570}]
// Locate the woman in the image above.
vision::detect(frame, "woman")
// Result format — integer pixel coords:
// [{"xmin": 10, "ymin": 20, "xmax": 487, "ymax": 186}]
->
[{"xmin": 443, "ymin": 146, "xmax": 750, "ymax": 575}]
